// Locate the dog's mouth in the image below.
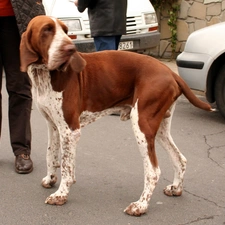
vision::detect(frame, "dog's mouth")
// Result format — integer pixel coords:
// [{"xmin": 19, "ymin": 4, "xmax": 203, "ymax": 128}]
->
[
  {"xmin": 48, "ymin": 44, "xmax": 76, "ymax": 71},
  {"xmin": 48, "ymin": 57, "xmax": 71, "ymax": 71},
  {"xmin": 58, "ymin": 60, "xmax": 69, "ymax": 71}
]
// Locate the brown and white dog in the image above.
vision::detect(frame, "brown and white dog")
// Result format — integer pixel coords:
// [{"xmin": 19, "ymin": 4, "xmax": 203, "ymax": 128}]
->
[{"xmin": 20, "ymin": 15, "xmax": 214, "ymax": 216}]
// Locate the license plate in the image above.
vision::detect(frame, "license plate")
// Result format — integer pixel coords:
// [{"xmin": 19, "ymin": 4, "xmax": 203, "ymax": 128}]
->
[{"xmin": 118, "ymin": 41, "xmax": 134, "ymax": 50}]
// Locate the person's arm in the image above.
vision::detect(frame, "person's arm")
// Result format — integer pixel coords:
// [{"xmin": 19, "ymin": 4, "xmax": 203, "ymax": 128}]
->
[{"xmin": 74, "ymin": 0, "xmax": 92, "ymax": 12}]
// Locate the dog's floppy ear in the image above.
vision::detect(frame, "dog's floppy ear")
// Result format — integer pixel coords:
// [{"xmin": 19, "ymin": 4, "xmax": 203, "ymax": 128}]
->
[
  {"xmin": 70, "ymin": 51, "xmax": 86, "ymax": 73},
  {"xmin": 20, "ymin": 31, "xmax": 39, "ymax": 72}
]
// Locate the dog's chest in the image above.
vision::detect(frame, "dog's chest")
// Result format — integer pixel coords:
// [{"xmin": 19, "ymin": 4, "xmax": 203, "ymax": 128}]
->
[{"xmin": 27, "ymin": 65, "xmax": 64, "ymax": 122}]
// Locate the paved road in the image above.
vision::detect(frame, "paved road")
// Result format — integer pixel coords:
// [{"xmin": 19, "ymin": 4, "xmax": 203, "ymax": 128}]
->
[{"xmin": 0, "ymin": 62, "xmax": 224, "ymax": 225}]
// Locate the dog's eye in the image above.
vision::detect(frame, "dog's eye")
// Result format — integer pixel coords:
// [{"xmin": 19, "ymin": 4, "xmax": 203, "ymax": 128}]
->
[{"xmin": 43, "ymin": 25, "xmax": 54, "ymax": 33}]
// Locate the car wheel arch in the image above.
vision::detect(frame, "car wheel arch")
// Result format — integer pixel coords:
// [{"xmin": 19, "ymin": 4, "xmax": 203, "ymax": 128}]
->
[{"xmin": 205, "ymin": 53, "xmax": 225, "ymax": 103}]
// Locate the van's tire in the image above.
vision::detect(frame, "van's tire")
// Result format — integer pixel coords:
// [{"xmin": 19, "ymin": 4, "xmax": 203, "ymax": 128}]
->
[{"xmin": 214, "ymin": 65, "xmax": 225, "ymax": 119}]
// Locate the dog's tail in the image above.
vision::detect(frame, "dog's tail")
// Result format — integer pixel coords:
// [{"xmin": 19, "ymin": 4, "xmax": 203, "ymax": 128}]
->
[{"xmin": 173, "ymin": 73, "xmax": 215, "ymax": 112}]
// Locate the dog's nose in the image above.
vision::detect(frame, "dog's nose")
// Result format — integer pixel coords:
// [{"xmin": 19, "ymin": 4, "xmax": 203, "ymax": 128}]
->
[{"xmin": 64, "ymin": 44, "xmax": 76, "ymax": 56}]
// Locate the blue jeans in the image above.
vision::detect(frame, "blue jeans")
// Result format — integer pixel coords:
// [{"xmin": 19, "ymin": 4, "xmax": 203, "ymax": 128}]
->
[{"xmin": 94, "ymin": 35, "xmax": 122, "ymax": 51}]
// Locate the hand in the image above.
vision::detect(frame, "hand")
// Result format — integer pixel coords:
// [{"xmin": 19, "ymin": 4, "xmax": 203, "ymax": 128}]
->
[{"xmin": 74, "ymin": 0, "xmax": 78, "ymax": 6}]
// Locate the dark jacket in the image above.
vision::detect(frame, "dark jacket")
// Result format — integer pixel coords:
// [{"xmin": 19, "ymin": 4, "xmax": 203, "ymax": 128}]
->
[
  {"xmin": 77, "ymin": 0, "xmax": 127, "ymax": 37},
  {"xmin": 10, "ymin": 0, "xmax": 45, "ymax": 35}
]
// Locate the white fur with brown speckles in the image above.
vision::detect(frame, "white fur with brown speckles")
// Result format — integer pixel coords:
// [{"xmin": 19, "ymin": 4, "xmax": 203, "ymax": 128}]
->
[
  {"xmin": 156, "ymin": 104, "xmax": 187, "ymax": 196},
  {"xmin": 28, "ymin": 64, "xmax": 79, "ymax": 202}
]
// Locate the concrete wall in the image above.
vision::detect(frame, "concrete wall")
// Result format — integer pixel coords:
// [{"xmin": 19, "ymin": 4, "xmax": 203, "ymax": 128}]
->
[{"xmin": 158, "ymin": 0, "xmax": 225, "ymax": 58}]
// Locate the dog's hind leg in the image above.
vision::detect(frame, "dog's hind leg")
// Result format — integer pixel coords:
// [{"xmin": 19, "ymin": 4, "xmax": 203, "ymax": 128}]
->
[
  {"xmin": 156, "ymin": 103, "xmax": 187, "ymax": 196},
  {"xmin": 124, "ymin": 101, "xmax": 161, "ymax": 216},
  {"xmin": 41, "ymin": 120, "xmax": 60, "ymax": 188}
]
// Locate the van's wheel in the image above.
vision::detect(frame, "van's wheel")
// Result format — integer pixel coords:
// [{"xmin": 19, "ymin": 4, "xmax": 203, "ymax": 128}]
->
[{"xmin": 215, "ymin": 65, "xmax": 225, "ymax": 119}]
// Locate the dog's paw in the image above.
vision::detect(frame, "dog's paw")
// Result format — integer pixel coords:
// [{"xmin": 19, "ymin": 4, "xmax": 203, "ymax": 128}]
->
[
  {"xmin": 120, "ymin": 112, "xmax": 130, "ymax": 121},
  {"xmin": 124, "ymin": 201, "xmax": 147, "ymax": 216},
  {"xmin": 45, "ymin": 193, "xmax": 67, "ymax": 205},
  {"xmin": 41, "ymin": 175, "xmax": 57, "ymax": 188},
  {"xmin": 120, "ymin": 107, "xmax": 131, "ymax": 121},
  {"xmin": 163, "ymin": 184, "xmax": 182, "ymax": 196}
]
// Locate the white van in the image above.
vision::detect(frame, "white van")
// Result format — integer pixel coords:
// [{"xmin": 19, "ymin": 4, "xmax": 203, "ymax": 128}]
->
[{"xmin": 43, "ymin": 0, "xmax": 160, "ymax": 53}]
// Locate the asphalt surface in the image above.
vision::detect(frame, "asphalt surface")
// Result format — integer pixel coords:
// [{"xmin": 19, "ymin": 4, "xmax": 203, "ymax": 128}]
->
[{"xmin": 0, "ymin": 61, "xmax": 224, "ymax": 225}]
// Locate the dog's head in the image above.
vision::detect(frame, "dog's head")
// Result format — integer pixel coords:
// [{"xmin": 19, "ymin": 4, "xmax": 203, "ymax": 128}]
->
[{"xmin": 20, "ymin": 15, "xmax": 86, "ymax": 72}]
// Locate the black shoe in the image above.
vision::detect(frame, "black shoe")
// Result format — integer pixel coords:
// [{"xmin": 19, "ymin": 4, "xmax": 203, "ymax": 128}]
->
[{"xmin": 15, "ymin": 154, "xmax": 33, "ymax": 174}]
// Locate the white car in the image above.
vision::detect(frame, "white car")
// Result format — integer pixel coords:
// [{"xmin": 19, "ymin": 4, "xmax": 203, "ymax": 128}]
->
[
  {"xmin": 177, "ymin": 22, "xmax": 225, "ymax": 119},
  {"xmin": 43, "ymin": 0, "xmax": 160, "ymax": 53}
]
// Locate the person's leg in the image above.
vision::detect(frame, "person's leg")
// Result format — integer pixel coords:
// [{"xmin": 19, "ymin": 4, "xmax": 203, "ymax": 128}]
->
[
  {"xmin": 94, "ymin": 36, "xmax": 121, "ymax": 51},
  {"xmin": 115, "ymin": 35, "xmax": 122, "ymax": 50},
  {"xmin": 0, "ymin": 16, "xmax": 33, "ymax": 173},
  {"xmin": 0, "ymin": 54, "xmax": 3, "ymax": 138}
]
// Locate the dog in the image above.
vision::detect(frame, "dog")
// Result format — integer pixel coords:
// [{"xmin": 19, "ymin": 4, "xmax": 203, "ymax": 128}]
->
[{"xmin": 20, "ymin": 15, "xmax": 214, "ymax": 216}]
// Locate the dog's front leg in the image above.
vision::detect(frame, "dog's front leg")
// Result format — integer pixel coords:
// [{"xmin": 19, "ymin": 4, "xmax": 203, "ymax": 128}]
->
[
  {"xmin": 45, "ymin": 127, "xmax": 81, "ymax": 205},
  {"xmin": 42, "ymin": 120, "xmax": 60, "ymax": 188}
]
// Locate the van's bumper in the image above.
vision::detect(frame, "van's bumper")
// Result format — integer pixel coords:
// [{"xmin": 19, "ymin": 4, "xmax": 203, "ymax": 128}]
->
[{"xmin": 72, "ymin": 31, "xmax": 160, "ymax": 52}]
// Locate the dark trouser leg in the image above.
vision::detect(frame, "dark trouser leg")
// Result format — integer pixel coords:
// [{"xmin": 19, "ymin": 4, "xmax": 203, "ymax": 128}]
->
[
  {"xmin": 115, "ymin": 35, "xmax": 122, "ymax": 50},
  {"xmin": 94, "ymin": 35, "xmax": 122, "ymax": 51},
  {"xmin": 0, "ymin": 16, "xmax": 32, "ymax": 156},
  {"xmin": 0, "ymin": 55, "xmax": 3, "ymax": 138}
]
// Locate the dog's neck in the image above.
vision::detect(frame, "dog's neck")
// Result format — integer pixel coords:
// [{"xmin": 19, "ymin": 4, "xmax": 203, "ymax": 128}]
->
[
  {"xmin": 28, "ymin": 63, "xmax": 48, "ymax": 70},
  {"xmin": 27, "ymin": 64, "xmax": 53, "ymax": 96}
]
